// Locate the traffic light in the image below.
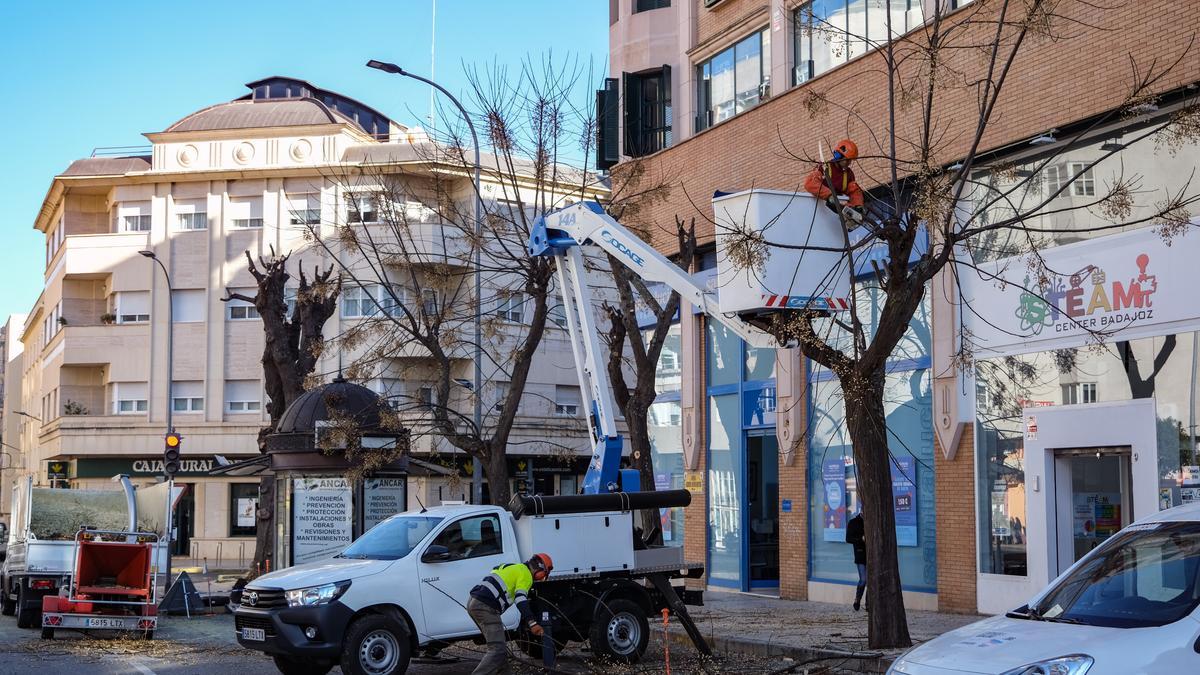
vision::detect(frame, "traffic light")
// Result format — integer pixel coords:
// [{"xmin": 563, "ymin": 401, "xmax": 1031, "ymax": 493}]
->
[{"xmin": 164, "ymin": 432, "xmax": 182, "ymax": 477}]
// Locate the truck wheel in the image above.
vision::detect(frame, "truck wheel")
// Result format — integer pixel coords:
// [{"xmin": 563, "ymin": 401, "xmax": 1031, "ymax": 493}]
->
[
  {"xmin": 589, "ymin": 598, "xmax": 649, "ymax": 664},
  {"xmin": 40, "ymin": 628, "xmax": 53, "ymax": 640},
  {"xmin": 1, "ymin": 583, "xmax": 15, "ymax": 616},
  {"xmin": 272, "ymin": 656, "xmax": 331, "ymax": 675},
  {"xmin": 340, "ymin": 614, "xmax": 412, "ymax": 675},
  {"xmin": 15, "ymin": 586, "xmax": 34, "ymax": 629}
]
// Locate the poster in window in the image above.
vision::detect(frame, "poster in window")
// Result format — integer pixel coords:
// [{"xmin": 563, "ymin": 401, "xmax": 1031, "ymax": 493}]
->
[
  {"xmin": 292, "ymin": 477, "xmax": 353, "ymax": 565},
  {"xmin": 891, "ymin": 455, "xmax": 918, "ymax": 547},
  {"xmin": 363, "ymin": 478, "xmax": 406, "ymax": 532},
  {"xmin": 236, "ymin": 497, "xmax": 256, "ymax": 528},
  {"xmin": 822, "ymin": 459, "xmax": 847, "ymax": 542}
]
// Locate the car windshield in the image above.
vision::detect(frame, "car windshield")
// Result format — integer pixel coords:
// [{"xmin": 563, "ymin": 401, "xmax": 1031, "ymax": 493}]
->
[
  {"xmin": 1031, "ymin": 521, "xmax": 1200, "ymax": 628},
  {"xmin": 337, "ymin": 515, "xmax": 444, "ymax": 561}
]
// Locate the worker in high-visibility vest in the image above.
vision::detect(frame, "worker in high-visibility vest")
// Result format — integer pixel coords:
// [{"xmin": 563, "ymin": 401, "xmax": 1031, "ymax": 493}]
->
[
  {"xmin": 804, "ymin": 139, "xmax": 865, "ymax": 220},
  {"xmin": 466, "ymin": 553, "xmax": 553, "ymax": 675}
]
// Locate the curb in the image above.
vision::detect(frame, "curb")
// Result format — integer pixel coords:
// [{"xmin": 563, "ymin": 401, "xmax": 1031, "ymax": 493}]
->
[{"xmin": 664, "ymin": 626, "xmax": 895, "ymax": 673}]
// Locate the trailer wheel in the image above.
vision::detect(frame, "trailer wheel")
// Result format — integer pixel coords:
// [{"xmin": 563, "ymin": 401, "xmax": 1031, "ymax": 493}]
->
[
  {"xmin": 589, "ymin": 598, "xmax": 649, "ymax": 663},
  {"xmin": 15, "ymin": 586, "xmax": 34, "ymax": 629},
  {"xmin": 340, "ymin": 614, "xmax": 412, "ymax": 675},
  {"xmin": 272, "ymin": 656, "xmax": 331, "ymax": 675},
  {"xmin": 40, "ymin": 628, "xmax": 53, "ymax": 640}
]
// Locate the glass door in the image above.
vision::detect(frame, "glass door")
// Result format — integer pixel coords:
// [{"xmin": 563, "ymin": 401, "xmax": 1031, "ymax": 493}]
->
[
  {"xmin": 1055, "ymin": 447, "xmax": 1132, "ymax": 575},
  {"xmin": 745, "ymin": 433, "xmax": 779, "ymax": 591}
]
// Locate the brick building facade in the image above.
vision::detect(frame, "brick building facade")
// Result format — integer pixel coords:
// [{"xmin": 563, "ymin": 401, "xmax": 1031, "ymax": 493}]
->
[{"xmin": 611, "ymin": 0, "xmax": 1200, "ymax": 613}]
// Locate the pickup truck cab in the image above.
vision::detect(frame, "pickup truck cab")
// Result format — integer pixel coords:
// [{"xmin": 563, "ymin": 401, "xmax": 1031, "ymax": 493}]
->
[
  {"xmin": 888, "ymin": 502, "xmax": 1200, "ymax": 675},
  {"xmin": 235, "ymin": 503, "xmax": 701, "ymax": 675}
]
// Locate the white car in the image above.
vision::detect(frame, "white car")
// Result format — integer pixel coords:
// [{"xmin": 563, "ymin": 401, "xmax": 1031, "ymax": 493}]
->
[{"xmin": 890, "ymin": 503, "xmax": 1200, "ymax": 675}]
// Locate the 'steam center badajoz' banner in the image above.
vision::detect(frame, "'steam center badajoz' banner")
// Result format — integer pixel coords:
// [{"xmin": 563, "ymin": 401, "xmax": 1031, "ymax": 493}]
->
[{"xmin": 961, "ymin": 227, "xmax": 1200, "ymax": 357}]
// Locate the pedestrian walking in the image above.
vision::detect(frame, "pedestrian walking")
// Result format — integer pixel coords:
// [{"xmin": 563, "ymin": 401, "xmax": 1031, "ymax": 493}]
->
[
  {"xmin": 846, "ymin": 510, "xmax": 867, "ymax": 611},
  {"xmin": 466, "ymin": 553, "xmax": 554, "ymax": 675}
]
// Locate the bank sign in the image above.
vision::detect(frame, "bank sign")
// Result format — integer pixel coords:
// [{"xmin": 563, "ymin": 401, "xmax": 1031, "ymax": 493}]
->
[
  {"xmin": 962, "ymin": 227, "xmax": 1199, "ymax": 357},
  {"xmin": 75, "ymin": 457, "xmax": 232, "ymax": 478}
]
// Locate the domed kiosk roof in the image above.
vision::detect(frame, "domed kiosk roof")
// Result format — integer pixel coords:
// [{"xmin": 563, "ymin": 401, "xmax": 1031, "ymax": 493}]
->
[
  {"xmin": 264, "ymin": 376, "xmax": 409, "ymax": 473},
  {"xmin": 276, "ymin": 375, "xmax": 392, "ymax": 436}
]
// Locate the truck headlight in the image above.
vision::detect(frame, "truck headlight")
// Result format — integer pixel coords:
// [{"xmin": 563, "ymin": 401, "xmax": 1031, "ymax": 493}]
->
[
  {"xmin": 285, "ymin": 581, "xmax": 350, "ymax": 607},
  {"xmin": 1001, "ymin": 655, "xmax": 1094, "ymax": 675}
]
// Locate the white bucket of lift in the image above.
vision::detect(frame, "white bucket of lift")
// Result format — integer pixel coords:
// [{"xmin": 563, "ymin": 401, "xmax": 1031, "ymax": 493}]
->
[{"xmin": 713, "ymin": 189, "xmax": 851, "ymax": 316}]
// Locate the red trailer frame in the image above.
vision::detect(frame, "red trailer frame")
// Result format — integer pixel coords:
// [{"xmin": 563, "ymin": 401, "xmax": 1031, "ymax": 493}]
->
[{"xmin": 40, "ymin": 527, "xmax": 160, "ymax": 639}]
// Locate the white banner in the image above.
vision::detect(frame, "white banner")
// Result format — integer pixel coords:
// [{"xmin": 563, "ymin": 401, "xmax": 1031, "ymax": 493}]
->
[
  {"xmin": 292, "ymin": 477, "xmax": 353, "ymax": 565},
  {"xmin": 961, "ymin": 228, "xmax": 1200, "ymax": 357},
  {"xmin": 363, "ymin": 478, "xmax": 406, "ymax": 532}
]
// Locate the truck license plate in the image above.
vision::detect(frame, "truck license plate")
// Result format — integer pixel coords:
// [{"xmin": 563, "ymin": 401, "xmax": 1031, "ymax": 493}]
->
[
  {"xmin": 85, "ymin": 617, "xmax": 128, "ymax": 628},
  {"xmin": 242, "ymin": 627, "xmax": 266, "ymax": 641}
]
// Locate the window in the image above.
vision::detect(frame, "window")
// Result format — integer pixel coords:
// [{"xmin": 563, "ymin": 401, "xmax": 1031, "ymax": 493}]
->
[
  {"xmin": 1029, "ymin": 522, "xmax": 1200, "ymax": 628},
  {"xmin": 227, "ymin": 291, "xmax": 260, "ymax": 320},
  {"xmin": 549, "ymin": 304, "xmax": 569, "ymax": 330},
  {"xmin": 634, "ymin": 0, "xmax": 669, "ymax": 11},
  {"xmin": 346, "ymin": 194, "xmax": 378, "ymax": 224},
  {"xmin": 284, "ymin": 287, "xmax": 298, "ymax": 317},
  {"xmin": 697, "ymin": 29, "xmax": 770, "ymax": 131},
  {"xmin": 1069, "ymin": 162, "xmax": 1096, "ymax": 196},
  {"xmin": 171, "ymin": 381, "xmax": 204, "ymax": 413},
  {"xmin": 496, "ymin": 292, "xmax": 525, "ymax": 322},
  {"xmin": 175, "ymin": 200, "xmax": 208, "ymax": 230},
  {"xmin": 418, "ymin": 385, "xmax": 436, "ymax": 410},
  {"xmin": 492, "ymin": 381, "xmax": 510, "ymax": 414},
  {"xmin": 1062, "ymin": 382, "xmax": 1097, "ymax": 405},
  {"xmin": 624, "ymin": 67, "xmax": 672, "ymax": 156},
  {"xmin": 114, "ymin": 291, "xmax": 150, "ymax": 324},
  {"xmin": 114, "ymin": 382, "xmax": 148, "ymax": 415},
  {"xmin": 118, "ymin": 201, "xmax": 152, "ymax": 232},
  {"xmin": 793, "ymin": 0, "xmax": 923, "ymax": 85},
  {"xmin": 288, "ymin": 193, "xmax": 321, "ymax": 226},
  {"xmin": 229, "ymin": 483, "xmax": 258, "ymax": 537},
  {"xmin": 426, "ymin": 514, "xmax": 504, "ymax": 561},
  {"xmin": 228, "ymin": 196, "xmax": 264, "ymax": 229},
  {"xmin": 374, "ymin": 378, "xmax": 404, "ymax": 410},
  {"xmin": 171, "ymin": 289, "xmax": 205, "ymax": 323},
  {"xmin": 1043, "ymin": 164, "xmax": 1066, "ymax": 195},
  {"xmin": 342, "ymin": 285, "xmax": 405, "ymax": 319},
  {"xmin": 225, "ymin": 380, "xmax": 262, "ymax": 414},
  {"xmin": 421, "ymin": 288, "xmax": 438, "ymax": 316},
  {"xmin": 341, "ymin": 514, "xmax": 444, "ymax": 560},
  {"xmin": 555, "ymin": 385, "xmax": 582, "ymax": 417}
]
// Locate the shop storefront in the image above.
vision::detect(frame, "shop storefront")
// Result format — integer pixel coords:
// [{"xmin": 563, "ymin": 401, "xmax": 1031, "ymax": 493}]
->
[
  {"xmin": 70, "ymin": 455, "xmax": 259, "ymax": 562},
  {"xmin": 961, "ymin": 122, "xmax": 1200, "ymax": 613}
]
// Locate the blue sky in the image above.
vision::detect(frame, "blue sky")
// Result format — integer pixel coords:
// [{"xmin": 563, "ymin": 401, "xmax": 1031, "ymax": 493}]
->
[{"xmin": 0, "ymin": 0, "xmax": 607, "ymax": 325}]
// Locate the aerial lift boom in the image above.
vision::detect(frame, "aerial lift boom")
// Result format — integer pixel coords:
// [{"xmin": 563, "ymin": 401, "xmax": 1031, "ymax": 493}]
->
[{"xmin": 528, "ymin": 202, "xmax": 780, "ymax": 495}]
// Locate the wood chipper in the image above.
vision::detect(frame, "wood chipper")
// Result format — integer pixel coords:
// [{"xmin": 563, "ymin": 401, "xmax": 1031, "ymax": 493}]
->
[{"xmin": 40, "ymin": 527, "xmax": 160, "ymax": 639}]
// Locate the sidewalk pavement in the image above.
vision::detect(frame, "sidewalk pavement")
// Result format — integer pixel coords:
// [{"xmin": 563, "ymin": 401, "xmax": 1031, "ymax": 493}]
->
[{"xmin": 667, "ymin": 589, "xmax": 981, "ymax": 673}]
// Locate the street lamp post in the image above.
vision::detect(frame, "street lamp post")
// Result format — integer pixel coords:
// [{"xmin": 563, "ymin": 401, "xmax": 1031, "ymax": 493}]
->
[
  {"xmin": 367, "ymin": 59, "xmax": 485, "ymax": 505},
  {"xmin": 139, "ymin": 249, "xmax": 175, "ymax": 596}
]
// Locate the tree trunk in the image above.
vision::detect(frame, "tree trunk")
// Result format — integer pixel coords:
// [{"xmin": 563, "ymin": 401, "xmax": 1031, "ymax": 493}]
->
[
  {"xmin": 485, "ymin": 447, "xmax": 512, "ymax": 507},
  {"xmin": 252, "ymin": 476, "xmax": 276, "ymax": 574},
  {"xmin": 844, "ymin": 371, "xmax": 912, "ymax": 650},
  {"xmin": 625, "ymin": 402, "xmax": 663, "ymax": 545}
]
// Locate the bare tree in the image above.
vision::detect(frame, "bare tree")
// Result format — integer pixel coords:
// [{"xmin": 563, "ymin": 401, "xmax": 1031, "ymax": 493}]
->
[
  {"xmin": 708, "ymin": 0, "xmax": 1200, "ymax": 648},
  {"xmin": 601, "ymin": 216, "xmax": 696, "ymax": 542},
  {"xmin": 222, "ymin": 250, "xmax": 340, "ymax": 576},
  {"xmin": 299, "ymin": 56, "xmax": 624, "ymax": 507}
]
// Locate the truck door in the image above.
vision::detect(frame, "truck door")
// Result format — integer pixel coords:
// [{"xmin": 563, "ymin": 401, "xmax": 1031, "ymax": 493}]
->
[{"xmin": 416, "ymin": 513, "xmax": 512, "ymax": 638}]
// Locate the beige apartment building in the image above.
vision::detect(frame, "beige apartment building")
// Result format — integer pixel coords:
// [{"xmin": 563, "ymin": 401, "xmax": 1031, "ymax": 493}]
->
[{"xmin": 7, "ymin": 76, "xmax": 605, "ymax": 564}]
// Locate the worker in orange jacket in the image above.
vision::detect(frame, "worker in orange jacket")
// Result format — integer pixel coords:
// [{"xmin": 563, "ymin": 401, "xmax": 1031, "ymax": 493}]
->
[{"xmin": 804, "ymin": 139, "xmax": 864, "ymax": 211}]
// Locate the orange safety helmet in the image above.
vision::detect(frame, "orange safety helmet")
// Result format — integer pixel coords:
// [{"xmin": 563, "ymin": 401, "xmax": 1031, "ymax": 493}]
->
[
  {"xmin": 832, "ymin": 139, "xmax": 859, "ymax": 161},
  {"xmin": 528, "ymin": 553, "xmax": 554, "ymax": 581}
]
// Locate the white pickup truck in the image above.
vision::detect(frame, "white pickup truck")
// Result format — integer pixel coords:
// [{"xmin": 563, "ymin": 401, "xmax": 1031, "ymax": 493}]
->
[{"xmin": 234, "ymin": 498, "xmax": 705, "ymax": 675}]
